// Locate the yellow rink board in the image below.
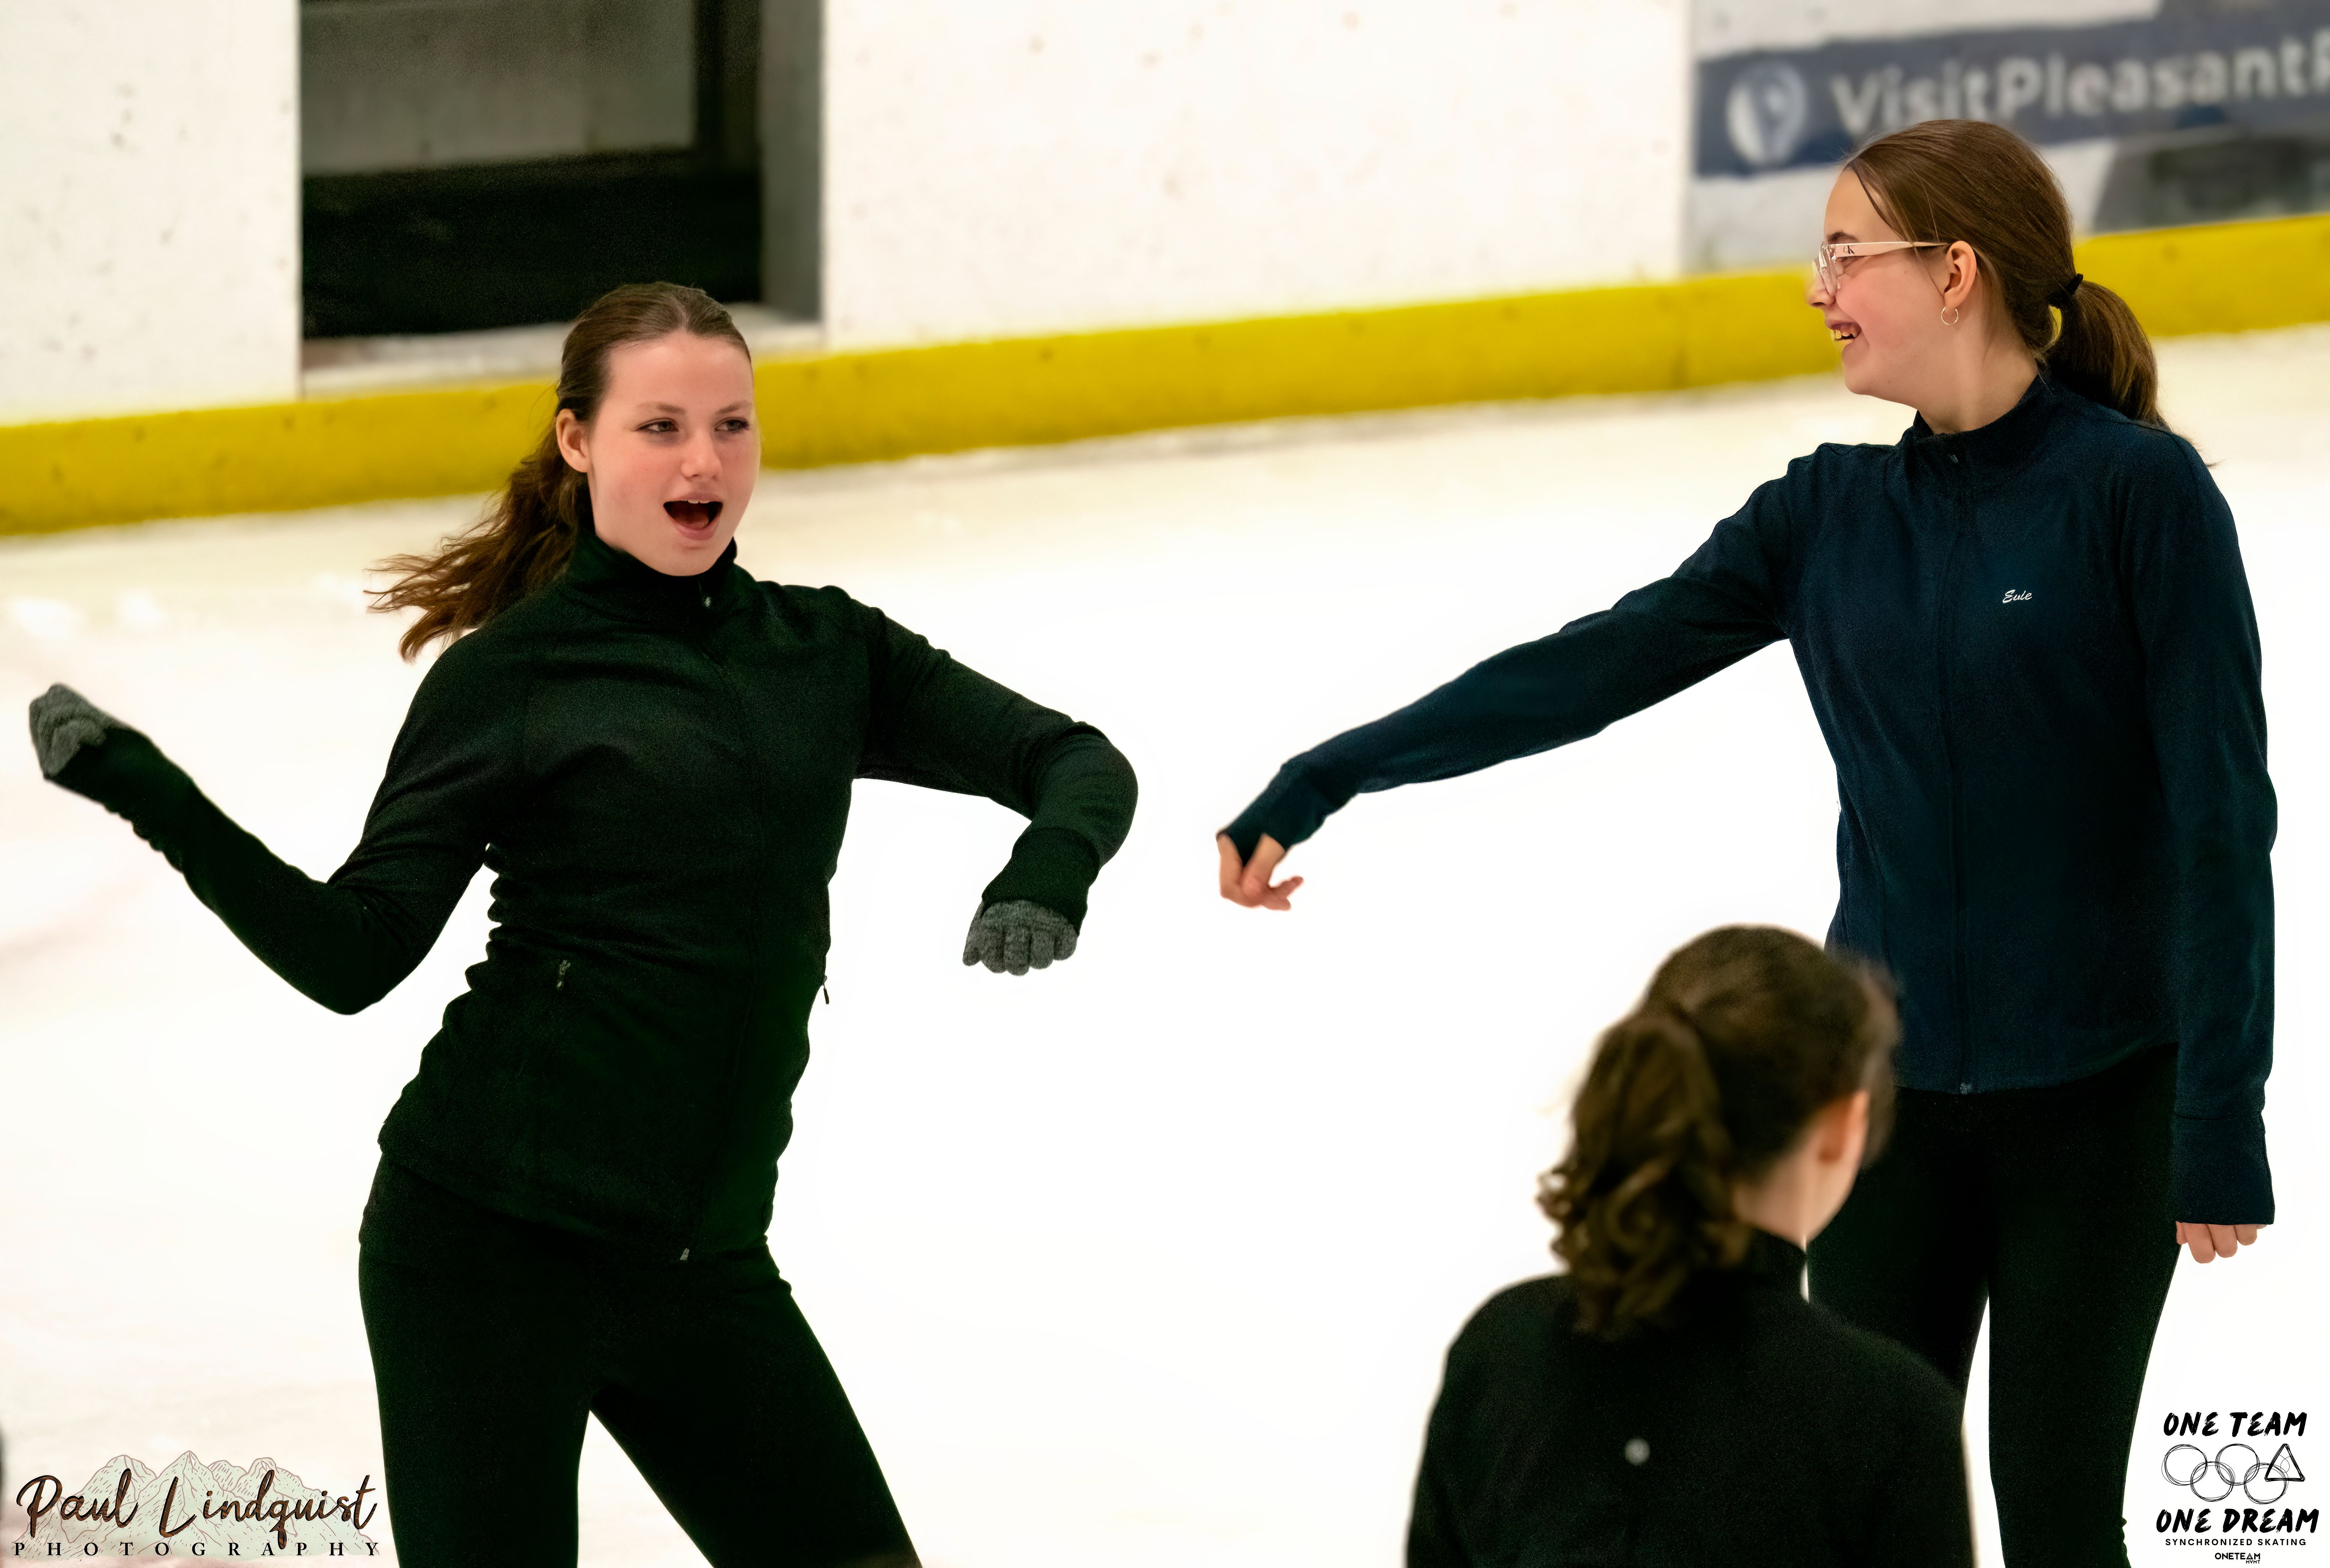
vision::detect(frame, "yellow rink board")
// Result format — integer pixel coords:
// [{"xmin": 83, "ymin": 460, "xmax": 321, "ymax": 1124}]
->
[{"xmin": 4, "ymin": 211, "xmax": 2327, "ymax": 537}]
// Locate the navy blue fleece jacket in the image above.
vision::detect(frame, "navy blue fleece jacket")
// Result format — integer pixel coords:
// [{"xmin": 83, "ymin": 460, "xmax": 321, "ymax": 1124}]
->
[{"xmin": 1224, "ymin": 374, "xmax": 2275, "ymax": 1225}]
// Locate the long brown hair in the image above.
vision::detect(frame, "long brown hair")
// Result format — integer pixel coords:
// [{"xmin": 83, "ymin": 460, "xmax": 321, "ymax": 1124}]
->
[
  {"xmin": 1847, "ymin": 119, "xmax": 2163, "ymax": 428},
  {"xmin": 369, "ymin": 282, "xmax": 752, "ymax": 661},
  {"xmin": 1538, "ymin": 926, "xmax": 1898, "ymax": 1340}
]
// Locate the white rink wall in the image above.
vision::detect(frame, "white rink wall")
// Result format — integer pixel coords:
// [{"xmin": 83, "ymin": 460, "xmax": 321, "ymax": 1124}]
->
[
  {"xmin": 0, "ymin": 1, "xmax": 301, "ymax": 425},
  {"xmin": 0, "ymin": 1, "xmax": 1696, "ymax": 419},
  {"xmin": 1692, "ymin": 0, "xmax": 2153, "ymax": 57},
  {"xmin": 819, "ymin": 0, "xmax": 1692, "ymax": 348},
  {"xmin": 4, "ymin": 0, "xmax": 2309, "ymax": 421}
]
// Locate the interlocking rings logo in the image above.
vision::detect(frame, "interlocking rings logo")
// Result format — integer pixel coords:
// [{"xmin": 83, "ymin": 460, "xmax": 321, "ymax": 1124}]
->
[{"xmin": 2164, "ymin": 1442, "xmax": 2305, "ymax": 1506}]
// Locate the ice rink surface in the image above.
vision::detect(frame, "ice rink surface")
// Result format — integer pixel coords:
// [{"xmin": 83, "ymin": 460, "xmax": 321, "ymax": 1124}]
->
[{"xmin": 4, "ymin": 325, "xmax": 2327, "ymax": 1566}]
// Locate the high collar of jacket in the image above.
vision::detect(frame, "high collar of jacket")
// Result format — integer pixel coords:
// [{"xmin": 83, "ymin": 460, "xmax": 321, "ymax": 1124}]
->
[
  {"xmin": 561, "ymin": 516, "xmax": 749, "ymax": 628},
  {"xmin": 1739, "ymin": 1224, "xmax": 1808, "ymax": 1291},
  {"xmin": 1901, "ymin": 369, "xmax": 2063, "ymax": 482},
  {"xmin": 1655, "ymin": 1225, "xmax": 1807, "ymax": 1326}
]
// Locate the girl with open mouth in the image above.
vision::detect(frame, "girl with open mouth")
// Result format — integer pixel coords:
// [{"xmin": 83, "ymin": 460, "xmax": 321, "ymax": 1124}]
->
[{"xmin": 30, "ymin": 280, "xmax": 1138, "ymax": 1568}]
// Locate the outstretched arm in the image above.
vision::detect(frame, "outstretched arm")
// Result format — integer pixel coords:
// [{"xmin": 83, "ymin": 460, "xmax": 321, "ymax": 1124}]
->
[
  {"xmin": 30, "ymin": 647, "xmax": 517, "ymax": 1013},
  {"xmin": 2125, "ymin": 436, "xmax": 2277, "ymax": 1245},
  {"xmin": 1219, "ymin": 481, "xmax": 1799, "ymax": 901},
  {"xmin": 855, "ymin": 604, "xmax": 1138, "ymax": 970}
]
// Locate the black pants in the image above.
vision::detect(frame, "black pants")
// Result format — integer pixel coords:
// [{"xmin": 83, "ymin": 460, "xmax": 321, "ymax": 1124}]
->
[
  {"xmin": 356, "ymin": 1156, "xmax": 916, "ymax": 1568},
  {"xmin": 1808, "ymin": 1040, "xmax": 2180, "ymax": 1568}
]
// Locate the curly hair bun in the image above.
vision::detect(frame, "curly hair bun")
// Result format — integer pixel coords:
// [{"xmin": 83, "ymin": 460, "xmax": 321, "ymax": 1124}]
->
[{"xmin": 1538, "ymin": 926, "xmax": 1898, "ymax": 1338}]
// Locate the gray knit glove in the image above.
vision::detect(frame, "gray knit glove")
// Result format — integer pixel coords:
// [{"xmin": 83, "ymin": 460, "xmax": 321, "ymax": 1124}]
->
[
  {"xmin": 961, "ymin": 899, "xmax": 1079, "ymax": 975},
  {"xmin": 28, "ymin": 683, "xmax": 123, "ymax": 780}
]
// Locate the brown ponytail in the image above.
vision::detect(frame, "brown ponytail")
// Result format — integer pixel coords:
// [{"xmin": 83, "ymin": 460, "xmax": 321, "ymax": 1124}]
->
[
  {"xmin": 1846, "ymin": 119, "xmax": 2163, "ymax": 429},
  {"xmin": 1538, "ymin": 926, "xmax": 1898, "ymax": 1340},
  {"xmin": 368, "ymin": 282, "xmax": 752, "ymax": 661}
]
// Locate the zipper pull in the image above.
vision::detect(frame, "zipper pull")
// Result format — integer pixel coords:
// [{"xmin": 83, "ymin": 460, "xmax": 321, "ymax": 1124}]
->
[
  {"xmin": 556, "ymin": 958, "xmax": 571, "ymax": 990},
  {"xmin": 822, "ymin": 981, "xmax": 831, "ymax": 1005}
]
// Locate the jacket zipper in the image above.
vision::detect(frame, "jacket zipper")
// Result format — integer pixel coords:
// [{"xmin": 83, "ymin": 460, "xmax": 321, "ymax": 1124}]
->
[
  {"xmin": 1936, "ymin": 447, "xmax": 1975, "ymax": 1094},
  {"xmin": 684, "ymin": 610, "xmax": 776, "ymax": 1261}
]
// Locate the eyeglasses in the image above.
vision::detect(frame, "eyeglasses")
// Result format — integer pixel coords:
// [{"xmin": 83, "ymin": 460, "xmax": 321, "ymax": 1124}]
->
[{"xmin": 1815, "ymin": 240, "xmax": 1944, "ymax": 295}]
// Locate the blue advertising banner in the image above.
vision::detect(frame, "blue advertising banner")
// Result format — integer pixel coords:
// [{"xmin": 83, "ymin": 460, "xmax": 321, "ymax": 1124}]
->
[{"xmin": 1697, "ymin": 4, "xmax": 2330, "ymax": 178}]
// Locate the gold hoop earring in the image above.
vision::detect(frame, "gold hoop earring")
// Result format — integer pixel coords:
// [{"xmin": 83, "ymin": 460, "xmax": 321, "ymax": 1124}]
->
[{"xmin": 1941, "ymin": 305, "xmax": 1962, "ymax": 326}]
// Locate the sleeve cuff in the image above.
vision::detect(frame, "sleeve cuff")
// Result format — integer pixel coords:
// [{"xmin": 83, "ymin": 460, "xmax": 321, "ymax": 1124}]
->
[
  {"xmin": 2171, "ymin": 1110, "xmax": 2274, "ymax": 1225},
  {"xmin": 1219, "ymin": 761, "xmax": 1343, "ymax": 862},
  {"xmin": 980, "ymin": 825, "xmax": 1102, "ymax": 929},
  {"xmin": 51, "ymin": 726, "xmax": 203, "ymax": 840}
]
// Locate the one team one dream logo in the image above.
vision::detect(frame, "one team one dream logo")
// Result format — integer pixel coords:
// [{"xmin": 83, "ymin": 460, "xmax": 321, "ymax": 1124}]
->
[{"xmin": 2155, "ymin": 1411, "xmax": 2314, "ymax": 1544}]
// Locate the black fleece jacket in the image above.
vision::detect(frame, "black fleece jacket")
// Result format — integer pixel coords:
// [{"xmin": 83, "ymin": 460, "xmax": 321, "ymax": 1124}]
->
[
  {"xmin": 1408, "ymin": 1228, "xmax": 1974, "ymax": 1568},
  {"xmin": 53, "ymin": 522, "xmax": 1138, "ymax": 1258},
  {"xmin": 1226, "ymin": 375, "xmax": 2275, "ymax": 1224}
]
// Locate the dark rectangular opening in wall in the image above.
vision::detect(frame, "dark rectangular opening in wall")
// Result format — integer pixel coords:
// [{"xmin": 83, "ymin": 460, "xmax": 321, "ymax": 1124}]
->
[{"xmin": 300, "ymin": 0, "xmax": 810, "ymax": 340}]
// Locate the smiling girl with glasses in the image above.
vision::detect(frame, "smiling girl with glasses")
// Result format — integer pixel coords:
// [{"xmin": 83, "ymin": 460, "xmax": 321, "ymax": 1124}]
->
[{"xmin": 1220, "ymin": 118, "xmax": 2274, "ymax": 1568}]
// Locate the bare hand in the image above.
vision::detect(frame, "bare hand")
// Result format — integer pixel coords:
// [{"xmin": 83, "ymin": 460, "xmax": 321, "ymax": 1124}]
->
[
  {"xmin": 2175, "ymin": 1221, "xmax": 2264, "ymax": 1263},
  {"xmin": 1217, "ymin": 832, "xmax": 1303, "ymax": 910}
]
